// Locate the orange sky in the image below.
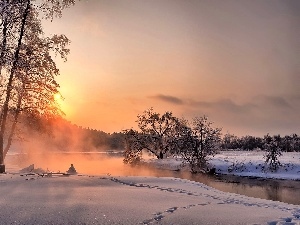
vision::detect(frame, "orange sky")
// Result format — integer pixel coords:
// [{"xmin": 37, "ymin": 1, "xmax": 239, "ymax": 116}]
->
[{"xmin": 43, "ymin": 0, "xmax": 300, "ymax": 136}]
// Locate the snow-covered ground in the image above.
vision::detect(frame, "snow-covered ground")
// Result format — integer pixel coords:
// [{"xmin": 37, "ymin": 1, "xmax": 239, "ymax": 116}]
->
[
  {"xmin": 0, "ymin": 173, "xmax": 299, "ymax": 225},
  {"xmin": 1, "ymin": 150, "xmax": 300, "ymax": 224},
  {"xmin": 147, "ymin": 151, "xmax": 300, "ymax": 181},
  {"xmin": 212, "ymin": 151, "xmax": 300, "ymax": 180}
]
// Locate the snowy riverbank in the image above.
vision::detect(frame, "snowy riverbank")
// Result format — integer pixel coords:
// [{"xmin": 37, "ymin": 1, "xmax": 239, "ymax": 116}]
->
[
  {"xmin": 1, "ymin": 150, "xmax": 300, "ymax": 224},
  {"xmin": 0, "ymin": 173, "xmax": 299, "ymax": 225},
  {"xmin": 147, "ymin": 150, "xmax": 300, "ymax": 181}
]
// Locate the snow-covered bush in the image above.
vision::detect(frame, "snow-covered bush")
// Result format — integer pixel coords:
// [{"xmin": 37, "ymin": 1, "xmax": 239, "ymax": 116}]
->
[
  {"xmin": 179, "ymin": 116, "xmax": 222, "ymax": 173},
  {"xmin": 263, "ymin": 134, "xmax": 282, "ymax": 172}
]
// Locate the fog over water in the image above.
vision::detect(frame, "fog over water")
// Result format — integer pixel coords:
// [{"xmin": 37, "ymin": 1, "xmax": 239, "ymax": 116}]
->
[
  {"xmin": 6, "ymin": 151, "xmax": 173, "ymax": 177},
  {"xmin": 5, "ymin": 151, "xmax": 300, "ymax": 205}
]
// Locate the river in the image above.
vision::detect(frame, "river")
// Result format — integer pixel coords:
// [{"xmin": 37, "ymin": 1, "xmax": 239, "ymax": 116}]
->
[
  {"xmin": 4, "ymin": 152, "xmax": 300, "ymax": 205},
  {"xmin": 165, "ymin": 170, "xmax": 300, "ymax": 205}
]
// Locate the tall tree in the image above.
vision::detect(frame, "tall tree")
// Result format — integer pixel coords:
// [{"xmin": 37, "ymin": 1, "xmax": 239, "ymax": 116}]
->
[
  {"xmin": 0, "ymin": 0, "xmax": 75, "ymax": 173},
  {"xmin": 0, "ymin": 0, "xmax": 31, "ymax": 171}
]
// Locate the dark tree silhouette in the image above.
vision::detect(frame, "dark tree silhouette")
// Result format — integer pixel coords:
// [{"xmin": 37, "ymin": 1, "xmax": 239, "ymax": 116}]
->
[
  {"xmin": 179, "ymin": 116, "xmax": 222, "ymax": 173},
  {"xmin": 263, "ymin": 134, "xmax": 282, "ymax": 172},
  {"xmin": 0, "ymin": 0, "xmax": 75, "ymax": 173},
  {"xmin": 123, "ymin": 108, "xmax": 186, "ymax": 166},
  {"xmin": 123, "ymin": 110, "xmax": 222, "ymax": 174}
]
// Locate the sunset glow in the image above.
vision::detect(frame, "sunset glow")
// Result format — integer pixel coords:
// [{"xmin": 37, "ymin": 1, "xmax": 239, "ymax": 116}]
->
[
  {"xmin": 1, "ymin": 2, "xmax": 300, "ymax": 223},
  {"xmin": 54, "ymin": 93, "xmax": 61, "ymax": 102},
  {"xmin": 43, "ymin": 0, "xmax": 299, "ymax": 136}
]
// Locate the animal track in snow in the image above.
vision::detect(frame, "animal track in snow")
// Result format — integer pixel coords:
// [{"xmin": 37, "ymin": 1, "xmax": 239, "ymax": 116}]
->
[{"xmin": 107, "ymin": 176, "xmax": 300, "ymax": 225}]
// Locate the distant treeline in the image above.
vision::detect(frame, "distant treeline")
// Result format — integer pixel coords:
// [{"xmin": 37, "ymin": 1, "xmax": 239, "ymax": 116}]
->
[
  {"xmin": 15, "ymin": 112, "xmax": 300, "ymax": 153},
  {"xmin": 220, "ymin": 133, "xmax": 300, "ymax": 152},
  {"xmin": 19, "ymin": 113, "xmax": 125, "ymax": 152}
]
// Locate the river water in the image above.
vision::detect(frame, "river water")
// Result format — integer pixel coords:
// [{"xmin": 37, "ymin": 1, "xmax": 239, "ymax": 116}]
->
[
  {"xmin": 5, "ymin": 152, "xmax": 300, "ymax": 205},
  {"xmin": 165, "ymin": 170, "xmax": 300, "ymax": 205}
]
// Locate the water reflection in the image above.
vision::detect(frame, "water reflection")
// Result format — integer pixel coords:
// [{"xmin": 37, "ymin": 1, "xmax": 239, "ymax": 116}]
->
[
  {"xmin": 184, "ymin": 172, "xmax": 300, "ymax": 205},
  {"xmin": 266, "ymin": 181, "xmax": 281, "ymax": 202},
  {"xmin": 5, "ymin": 153, "xmax": 300, "ymax": 205},
  {"xmin": 140, "ymin": 167, "xmax": 300, "ymax": 205}
]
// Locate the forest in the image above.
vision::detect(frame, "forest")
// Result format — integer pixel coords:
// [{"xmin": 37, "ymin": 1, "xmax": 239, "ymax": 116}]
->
[
  {"xmin": 15, "ymin": 110, "xmax": 300, "ymax": 154},
  {"xmin": 14, "ymin": 112, "xmax": 125, "ymax": 152}
]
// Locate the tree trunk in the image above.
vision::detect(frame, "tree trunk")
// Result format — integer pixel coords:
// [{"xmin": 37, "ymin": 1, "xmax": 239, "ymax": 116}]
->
[
  {"xmin": 0, "ymin": 2, "xmax": 8, "ymax": 78},
  {"xmin": 0, "ymin": 0, "xmax": 30, "ymax": 169},
  {"xmin": 158, "ymin": 151, "xmax": 163, "ymax": 159},
  {"xmin": 0, "ymin": 9, "xmax": 9, "ymax": 156},
  {"xmin": 4, "ymin": 87, "xmax": 23, "ymax": 158}
]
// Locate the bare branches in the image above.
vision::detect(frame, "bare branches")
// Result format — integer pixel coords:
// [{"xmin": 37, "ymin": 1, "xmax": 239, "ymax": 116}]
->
[
  {"xmin": 181, "ymin": 116, "xmax": 222, "ymax": 173},
  {"xmin": 124, "ymin": 109, "xmax": 222, "ymax": 173},
  {"xmin": 0, "ymin": 0, "xmax": 75, "ymax": 168},
  {"xmin": 35, "ymin": 0, "xmax": 76, "ymax": 21},
  {"xmin": 263, "ymin": 134, "xmax": 282, "ymax": 172}
]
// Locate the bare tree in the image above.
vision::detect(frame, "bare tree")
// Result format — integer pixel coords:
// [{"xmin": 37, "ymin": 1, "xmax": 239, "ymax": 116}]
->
[
  {"xmin": 136, "ymin": 108, "xmax": 182, "ymax": 159},
  {"xmin": 123, "ymin": 110, "xmax": 222, "ymax": 174},
  {"xmin": 123, "ymin": 108, "xmax": 183, "ymax": 164},
  {"xmin": 263, "ymin": 134, "xmax": 282, "ymax": 172},
  {"xmin": 0, "ymin": 0, "xmax": 75, "ymax": 173},
  {"xmin": 180, "ymin": 116, "xmax": 222, "ymax": 173},
  {"xmin": 123, "ymin": 129, "xmax": 144, "ymax": 164}
]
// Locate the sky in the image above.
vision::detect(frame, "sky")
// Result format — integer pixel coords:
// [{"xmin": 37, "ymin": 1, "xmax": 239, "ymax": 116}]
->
[{"xmin": 43, "ymin": 0, "xmax": 300, "ymax": 136}]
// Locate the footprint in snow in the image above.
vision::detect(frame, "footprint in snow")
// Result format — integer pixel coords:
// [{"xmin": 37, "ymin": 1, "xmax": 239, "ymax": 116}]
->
[
  {"xmin": 141, "ymin": 207, "xmax": 178, "ymax": 224},
  {"xmin": 267, "ymin": 216, "xmax": 300, "ymax": 225},
  {"xmin": 166, "ymin": 207, "xmax": 178, "ymax": 213}
]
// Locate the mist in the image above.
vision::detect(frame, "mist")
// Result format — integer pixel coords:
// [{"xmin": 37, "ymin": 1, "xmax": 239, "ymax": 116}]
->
[
  {"xmin": 5, "ymin": 115, "xmax": 140, "ymax": 175},
  {"xmin": 7, "ymin": 123, "xmax": 175, "ymax": 177},
  {"xmin": 8, "ymin": 150, "xmax": 184, "ymax": 178}
]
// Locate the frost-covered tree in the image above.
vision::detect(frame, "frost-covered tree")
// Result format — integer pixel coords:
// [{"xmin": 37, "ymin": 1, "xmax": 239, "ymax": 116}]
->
[
  {"xmin": 0, "ymin": 0, "xmax": 75, "ymax": 173},
  {"xmin": 123, "ymin": 129, "xmax": 144, "ymax": 164},
  {"xmin": 263, "ymin": 134, "xmax": 282, "ymax": 172},
  {"xmin": 123, "ymin": 108, "xmax": 183, "ymax": 164},
  {"xmin": 180, "ymin": 116, "xmax": 222, "ymax": 173},
  {"xmin": 124, "ymin": 111, "xmax": 222, "ymax": 174},
  {"xmin": 137, "ymin": 108, "xmax": 184, "ymax": 158}
]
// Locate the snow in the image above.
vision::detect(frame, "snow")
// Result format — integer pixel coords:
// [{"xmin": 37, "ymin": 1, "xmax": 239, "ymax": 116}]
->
[
  {"xmin": 0, "ymin": 173, "xmax": 299, "ymax": 224},
  {"xmin": 211, "ymin": 151, "xmax": 300, "ymax": 180},
  {"xmin": 147, "ymin": 151, "xmax": 300, "ymax": 181},
  {"xmin": 1, "ymin": 150, "xmax": 299, "ymax": 224}
]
